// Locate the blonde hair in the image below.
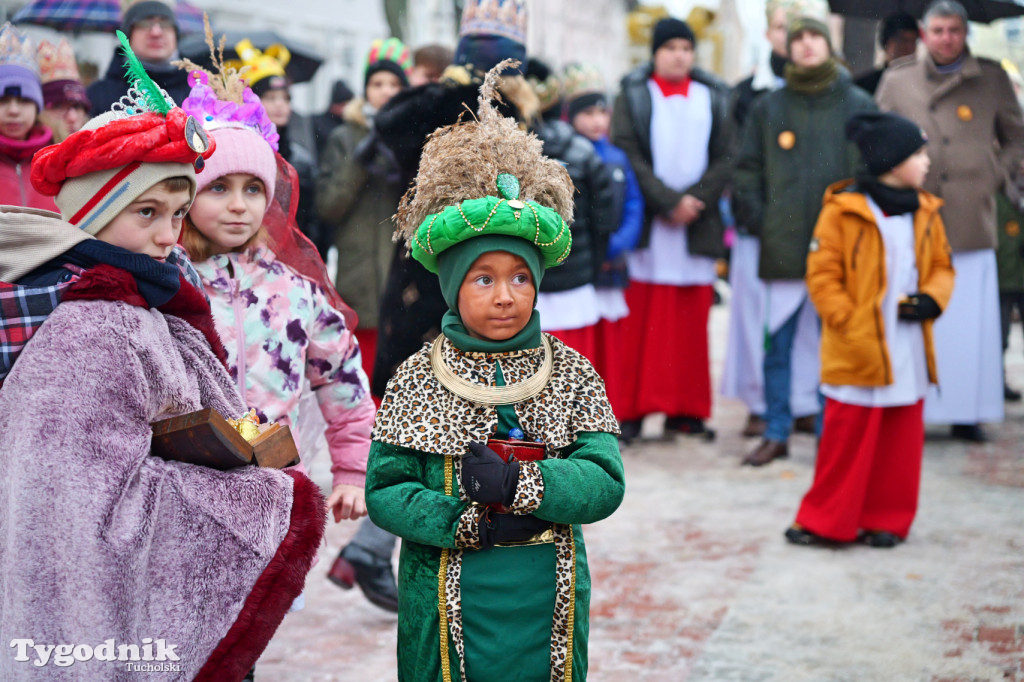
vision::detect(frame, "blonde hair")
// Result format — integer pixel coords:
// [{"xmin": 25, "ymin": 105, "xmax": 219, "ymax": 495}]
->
[{"xmin": 181, "ymin": 216, "xmax": 269, "ymax": 263}]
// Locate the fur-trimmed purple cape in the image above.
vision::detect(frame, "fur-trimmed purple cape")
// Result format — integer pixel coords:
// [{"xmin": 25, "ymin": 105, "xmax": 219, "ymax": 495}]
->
[{"xmin": 0, "ymin": 266, "xmax": 325, "ymax": 681}]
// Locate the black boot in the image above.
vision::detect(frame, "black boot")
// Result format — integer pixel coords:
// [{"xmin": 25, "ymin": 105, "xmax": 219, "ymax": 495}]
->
[
  {"xmin": 618, "ymin": 419, "xmax": 642, "ymax": 444},
  {"xmin": 950, "ymin": 423, "xmax": 988, "ymax": 443},
  {"xmin": 665, "ymin": 415, "xmax": 716, "ymax": 441},
  {"xmin": 1005, "ymin": 384, "xmax": 1022, "ymax": 402},
  {"xmin": 327, "ymin": 544, "xmax": 399, "ymax": 613}
]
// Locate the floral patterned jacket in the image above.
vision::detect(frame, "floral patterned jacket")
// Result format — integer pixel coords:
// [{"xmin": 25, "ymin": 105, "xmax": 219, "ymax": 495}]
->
[{"xmin": 194, "ymin": 244, "xmax": 374, "ymax": 487}]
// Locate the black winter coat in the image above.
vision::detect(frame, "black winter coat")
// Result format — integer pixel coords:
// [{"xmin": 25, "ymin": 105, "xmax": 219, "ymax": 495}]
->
[
  {"xmin": 369, "ymin": 80, "xmax": 524, "ymax": 395},
  {"xmin": 610, "ymin": 63, "xmax": 734, "ymax": 258},
  {"xmin": 535, "ymin": 120, "xmax": 616, "ymax": 292},
  {"xmin": 87, "ymin": 50, "xmax": 191, "ymax": 117}
]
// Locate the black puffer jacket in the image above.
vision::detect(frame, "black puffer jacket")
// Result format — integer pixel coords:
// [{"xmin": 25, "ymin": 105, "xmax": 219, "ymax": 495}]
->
[
  {"xmin": 610, "ymin": 63, "xmax": 734, "ymax": 258},
  {"xmin": 534, "ymin": 120, "xmax": 615, "ymax": 292},
  {"xmin": 87, "ymin": 50, "xmax": 191, "ymax": 117},
  {"xmin": 370, "ymin": 79, "xmax": 526, "ymax": 395}
]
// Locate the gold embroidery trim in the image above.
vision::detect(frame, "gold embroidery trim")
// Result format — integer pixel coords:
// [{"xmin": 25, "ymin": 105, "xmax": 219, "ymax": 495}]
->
[
  {"xmin": 438, "ymin": 454, "xmax": 454, "ymax": 682},
  {"xmin": 565, "ymin": 525, "xmax": 576, "ymax": 682},
  {"xmin": 430, "ymin": 334, "xmax": 554, "ymax": 405}
]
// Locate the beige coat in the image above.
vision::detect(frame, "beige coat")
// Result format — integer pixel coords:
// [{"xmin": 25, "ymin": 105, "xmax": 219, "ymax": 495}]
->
[{"xmin": 876, "ymin": 52, "xmax": 1024, "ymax": 252}]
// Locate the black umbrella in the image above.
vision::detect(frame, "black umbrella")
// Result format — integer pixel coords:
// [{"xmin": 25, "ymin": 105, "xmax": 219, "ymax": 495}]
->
[
  {"xmin": 828, "ymin": 0, "xmax": 1024, "ymax": 23},
  {"xmin": 178, "ymin": 29, "xmax": 323, "ymax": 84}
]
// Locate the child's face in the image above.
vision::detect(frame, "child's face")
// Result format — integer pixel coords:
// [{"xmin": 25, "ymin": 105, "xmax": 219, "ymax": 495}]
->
[
  {"xmin": 94, "ymin": 184, "xmax": 191, "ymax": 261},
  {"xmin": 188, "ymin": 174, "xmax": 268, "ymax": 254},
  {"xmin": 366, "ymin": 71, "xmax": 403, "ymax": 110},
  {"xmin": 260, "ymin": 89, "xmax": 291, "ymax": 128},
  {"xmin": 0, "ymin": 96, "xmax": 38, "ymax": 141},
  {"xmin": 572, "ymin": 106, "xmax": 610, "ymax": 142},
  {"xmin": 887, "ymin": 147, "xmax": 930, "ymax": 189},
  {"xmin": 457, "ymin": 251, "xmax": 535, "ymax": 342}
]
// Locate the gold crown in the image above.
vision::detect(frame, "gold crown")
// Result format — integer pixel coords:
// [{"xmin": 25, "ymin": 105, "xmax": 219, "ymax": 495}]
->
[
  {"xmin": 562, "ymin": 63, "xmax": 605, "ymax": 101},
  {"xmin": 37, "ymin": 39, "xmax": 80, "ymax": 84},
  {"xmin": 227, "ymin": 39, "xmax": 289, "ymax": 87},
  {"xmin": 0, "ymin": 22, "xmax": 39, "ymax": 75},
  {"xmin": 459, "ymin": 0, "xmax": 527, "ymax": 44}
]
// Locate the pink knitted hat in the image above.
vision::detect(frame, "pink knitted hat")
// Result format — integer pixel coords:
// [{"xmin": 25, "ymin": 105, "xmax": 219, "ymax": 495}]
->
[
  {"xmin": 194, "ymin": 126, "xmax": 276, "ymax": 203},
  {"xmin": 180, "ymin": 70, "xmax": 278, "ymax": 203}
]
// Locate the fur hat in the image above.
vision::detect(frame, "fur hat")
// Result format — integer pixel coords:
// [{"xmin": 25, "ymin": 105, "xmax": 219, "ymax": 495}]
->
[
  {"xmin": 397, "ymin": 60, "xmax": 574, "ymax": 273},
  {"xmin": 31, "ymin": 31, "xmax": 215, "ymax": 234},
  {"xmin": 0, "ymin": 23, "xmax": 42, "ymax": 111}
]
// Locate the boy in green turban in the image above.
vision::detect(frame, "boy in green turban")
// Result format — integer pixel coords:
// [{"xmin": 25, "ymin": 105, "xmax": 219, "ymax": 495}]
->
[{"xmin": 365, "ymin": 61, "xmax": 625, "ymax": 682}]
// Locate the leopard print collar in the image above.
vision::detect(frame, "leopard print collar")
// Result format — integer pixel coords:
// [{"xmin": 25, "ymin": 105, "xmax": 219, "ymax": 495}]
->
[{"xmin": 372, "ymin": 333, "xmax": 620, "ymax": 456}]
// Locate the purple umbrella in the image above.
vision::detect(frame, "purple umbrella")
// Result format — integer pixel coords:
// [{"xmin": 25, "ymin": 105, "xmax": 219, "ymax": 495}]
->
[{"xmin": 12, "ymin": 0, "xmax": 205, "ymax": 34}]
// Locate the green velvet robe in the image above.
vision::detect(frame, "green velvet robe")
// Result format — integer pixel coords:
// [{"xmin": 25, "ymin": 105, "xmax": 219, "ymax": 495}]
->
[{"xmin": 366, "ymin": 431, "xmax": 624, "ymax": 681}]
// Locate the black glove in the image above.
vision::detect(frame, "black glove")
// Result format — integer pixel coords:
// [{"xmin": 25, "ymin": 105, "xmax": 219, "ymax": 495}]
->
[
  {"xmin": 897, "ymin": 292, "xmax": 942, "ymax": 321},
  {"xmin": 462, "ymin": 442, "xmax": 519, "ymax": 506},
  {"xmin": 478, "ymin": 512, "xmax": 551, "ymax": 549}
]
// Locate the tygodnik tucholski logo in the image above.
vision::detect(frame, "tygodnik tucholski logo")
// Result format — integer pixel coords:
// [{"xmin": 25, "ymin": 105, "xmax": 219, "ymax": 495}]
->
[{"xmin": 10, "ymin": 638, "xmax": 181, "ymax": 671}]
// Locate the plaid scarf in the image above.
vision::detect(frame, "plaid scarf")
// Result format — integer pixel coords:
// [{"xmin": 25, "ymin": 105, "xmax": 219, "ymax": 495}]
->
[{"xmin": 0, "ymin": 246, "xmax": 202, "ymax": 384}]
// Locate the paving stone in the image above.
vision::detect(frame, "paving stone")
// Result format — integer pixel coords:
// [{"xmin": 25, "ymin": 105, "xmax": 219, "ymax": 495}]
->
[{"xmin": 255, "ymin": 306, "xmax": 1024, "ymax": 680}]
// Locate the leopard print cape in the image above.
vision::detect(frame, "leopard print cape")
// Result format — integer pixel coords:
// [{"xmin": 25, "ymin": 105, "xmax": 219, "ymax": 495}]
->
[
  {"xmin": 371, "ymin": 333, "xmax": 620, "ymax": 456},
  {"xmin": 374, "ymin": 333, "xmax": 615, "ymax": 682}
]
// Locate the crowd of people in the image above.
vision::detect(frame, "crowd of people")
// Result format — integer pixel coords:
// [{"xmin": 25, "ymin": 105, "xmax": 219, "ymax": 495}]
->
[{"xmin": 0, "ymin": 0, "xmax": 1021, "ymax": 678}]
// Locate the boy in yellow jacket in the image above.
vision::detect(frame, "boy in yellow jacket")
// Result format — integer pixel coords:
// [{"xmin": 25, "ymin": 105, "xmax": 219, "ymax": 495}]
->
[{"xmin": 787, "ymin": 112, "xmax": 955, "ymax": 548}]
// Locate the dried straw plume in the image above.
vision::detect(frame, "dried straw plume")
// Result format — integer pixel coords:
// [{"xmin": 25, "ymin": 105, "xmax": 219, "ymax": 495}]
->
[
  {"xmin": 172, "ymin": 14, "xmax": 248, "ymax": 104},
  {"xmin": 394, "ymin": 59, "xmax": 574, "ymax": 244}
]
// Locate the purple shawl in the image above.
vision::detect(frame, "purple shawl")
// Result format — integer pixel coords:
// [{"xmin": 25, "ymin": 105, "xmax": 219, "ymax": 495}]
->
[{"xmin": 0, "ymin": 279, "xmax": 324, "ymax": 680}]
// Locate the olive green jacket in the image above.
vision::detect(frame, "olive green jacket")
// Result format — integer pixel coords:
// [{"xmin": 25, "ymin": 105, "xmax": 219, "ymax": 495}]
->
[
  {"xmin": 315, "ymin": 99, "xmax": 404, "ymax": 328},
  {"xmin": 733, "ymin": 70, "xmax": 876, "ymax": 280}
]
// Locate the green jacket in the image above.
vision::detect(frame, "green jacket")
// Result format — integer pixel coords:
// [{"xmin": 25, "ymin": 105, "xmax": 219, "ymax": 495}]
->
[
  {"xmin": 997, "ymin": 191, "xmax": 1024, "ymax": 292},
  {"xmin": 366, "ymin": 433, "xmax": 623, "ymax": 681},
  {"xmin": 733, "ymin": 69, "xmax": 876, "ymax": 280},
  {"xmin": 315, "ymin": 99, "xmax": 404, "ymax": 328}
]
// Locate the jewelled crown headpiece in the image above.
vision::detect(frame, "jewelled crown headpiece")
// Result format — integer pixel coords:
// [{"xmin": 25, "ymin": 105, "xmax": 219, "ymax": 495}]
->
[
  {"xmin": 30, "ymin": 30, "xmax": 215, "ymax": 196},
  {"xmin": 397, "ymin": 60, "xmax": 575, "ymax": 274},
  {"xmin": 36, "ymin": 38, "xmax": 80, "ymax": 83},
  {"xmin": 459, "ymin": 0, "xmax": 528, "ymax": 43},
  {"xmin": 0, "ymin": 22, "xmax": 39, "ymax": 76},
  {"xmin": 175, "ymin": 18, "xmax": 279, "ymax": 150}
]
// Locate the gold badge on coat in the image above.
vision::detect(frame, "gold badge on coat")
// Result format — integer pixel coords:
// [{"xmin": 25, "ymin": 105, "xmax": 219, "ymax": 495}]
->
[
  {"xmin": 957, "ymin": 105, "xmax": 973, "ymax": 121},
  {"xmin": 1008, "ymin": 220, "xmax": 1021, "ymax": 237},
  {"xmin": 778, "ymin": 130, "xmax": 796, "ymax": 150}
]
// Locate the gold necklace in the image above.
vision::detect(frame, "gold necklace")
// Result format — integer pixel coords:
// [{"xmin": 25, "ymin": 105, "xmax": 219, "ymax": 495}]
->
[{"xmin": 429, "ymin": 334, "xmax": 554, "ymax": 405}]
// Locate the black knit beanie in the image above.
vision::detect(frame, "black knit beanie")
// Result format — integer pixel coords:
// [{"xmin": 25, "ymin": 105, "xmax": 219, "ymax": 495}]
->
[
  {"xmin": 364, "ymin": 60, "xmax": 410, "ymax": 93},
  {"xmin": 652, "ymin": 18, "xmax": 696, "ymax": 55},
  {"xmin": 846, "ymin": 112, "xmax": 928, "ymax": 176},
  {"xmin": 880, "ymin": 12, "xmax": 918, "ymax": 48},
  {"xmin": 121, "ymin": 1, "xmax": 178, "ymax": 37}
]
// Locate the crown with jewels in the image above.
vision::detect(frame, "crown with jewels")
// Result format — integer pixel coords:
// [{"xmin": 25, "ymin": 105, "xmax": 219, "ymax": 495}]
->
[
  {"xmin": 37, "ymin": 39, "xmax": 81, "ymax": 84},
  {"xmin": 562, "ymin": 63, "xmax": 606, "ymax": 101},
  {"xmin": 459, "ymin": 0, "xmax": 527, "ymax": 44},
  {"xmin": 0, "ymin": 23, "xmax": 39, "ymax": 77}
]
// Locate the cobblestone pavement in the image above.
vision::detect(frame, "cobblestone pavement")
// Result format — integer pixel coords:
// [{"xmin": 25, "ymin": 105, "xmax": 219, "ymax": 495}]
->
[{"xmin": 259, "ymin": 306, "xmax": 1024, "ymax": 681}]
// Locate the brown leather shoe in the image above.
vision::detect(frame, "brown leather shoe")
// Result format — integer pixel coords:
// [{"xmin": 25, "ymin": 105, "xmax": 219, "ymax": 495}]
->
[
  {"xmin": 742, "ymin": 439, "xmax": 788, "ymax": 466},
  {"xmin": 793, "ymin": 415, "xmax": 817, "ymax": 434},
  {"xmin": 741, "ymin": 414, "xmax": 766, "ymax": 438}
]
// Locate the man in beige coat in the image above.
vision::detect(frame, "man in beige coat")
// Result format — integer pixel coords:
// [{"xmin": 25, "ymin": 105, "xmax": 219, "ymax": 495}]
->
[{"xmin": 877, "ymin": 0, "xmax": 1024, "ymax": 441}]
